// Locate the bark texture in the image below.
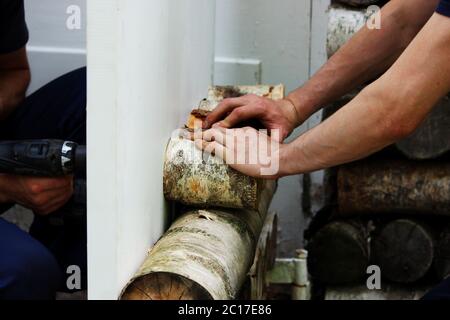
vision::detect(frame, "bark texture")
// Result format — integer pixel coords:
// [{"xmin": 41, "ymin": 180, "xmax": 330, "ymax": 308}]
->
[
  {"xmin": 327, "ymin": 5, "xmax": 367, "ymax": 58},
  {"xmin": 121, "ymin": 209, "xmax": 265, "ymax": 300},
  {"xmin": 337, "ymin": 159, "xmax": 450, "ymax": 216}
]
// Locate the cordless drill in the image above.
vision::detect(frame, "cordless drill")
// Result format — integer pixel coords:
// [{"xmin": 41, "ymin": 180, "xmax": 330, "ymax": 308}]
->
[
  {"xmin": 0, "ymin": 140, "xmax": 86, "ymax": 177},
  {"xmin": 0, "ymin": 140, "xmax": 86, "ymax": 225}
]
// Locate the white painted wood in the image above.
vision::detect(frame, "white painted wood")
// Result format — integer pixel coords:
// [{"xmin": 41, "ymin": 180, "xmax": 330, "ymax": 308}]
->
[
  {"xmin": 24, "ymin": 0, "xmax": 86, "ymax": 93},
  {"xmin": 87, "ymin": 0, "xmax": 215, "ymax": 300},
  {"xmin": 214, "ymin": 57, "xmax": 262, "ymax": 85},
  {"xmin": 214, "ymin": 0, "xmax": 311, "ymax": 92}
]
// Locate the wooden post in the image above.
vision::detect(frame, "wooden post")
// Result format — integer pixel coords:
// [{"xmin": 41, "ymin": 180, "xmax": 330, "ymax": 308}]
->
[
  {"xmin": 307, "ymin": 221, "xmax": 369, "ymax": 285},
  {"xmin": 372, "ymin": 219, "xmax": 435, "ymax": 284},
  {"xmin": 337, "ymin": 159, "xmax": 450, "ymax": 217},
  {"xmin": 120, "ymin": 209, "xmax": 266, "ymax": 300},
  {"xmin": 327, "ymin": 5, "xmax": 367, "ymax": 58}
]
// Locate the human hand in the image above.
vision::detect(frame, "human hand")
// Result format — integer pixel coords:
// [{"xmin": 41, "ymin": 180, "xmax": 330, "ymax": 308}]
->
[
  {"xmin": 193, "ymin": 126, "xmax": 287, "ymax": 179},
  {"xmin": 204, "ymin": 94, "xmax": 301, "ymax": 142},
  {"xmin": 0, "ymin": 175, "xmax": 73, "ymax": 215}
]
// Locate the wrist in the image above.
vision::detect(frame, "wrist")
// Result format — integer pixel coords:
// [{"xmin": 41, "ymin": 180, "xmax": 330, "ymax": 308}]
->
[
  {"xmin": 277, "ymin": 144, "xmax": 295, "ymax": 178},
  {"xmin": 286, "ymin": 90, "xmax": 318, "ymax": 125}
]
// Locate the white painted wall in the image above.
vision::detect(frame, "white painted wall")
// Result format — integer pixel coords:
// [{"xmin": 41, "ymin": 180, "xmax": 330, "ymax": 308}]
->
[
  {"xmin": 214, "ymin": 0, "xmax": 330, "ymax": 256},
  {"xmin": 24, "ymin": 0, "xmax": 86, "ymax": 94},
  {"xmin": 87, "ymin": 0, "xmax": 216, "ymax": 300}
]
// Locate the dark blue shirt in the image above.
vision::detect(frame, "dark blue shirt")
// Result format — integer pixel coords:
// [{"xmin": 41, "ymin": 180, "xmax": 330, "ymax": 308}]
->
[
  {"xmin": 0, "ymin": 0, "xmax": 28, "ymax": 54},
  {"xmin": 437, "ymin": 0, "xmax": 450, "ymax": 17}
]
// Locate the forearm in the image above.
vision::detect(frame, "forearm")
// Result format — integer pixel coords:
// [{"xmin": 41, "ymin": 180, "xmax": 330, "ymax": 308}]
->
[
  {"xmin": 0, "ymin": 47, "xmax": 30, "ymax": 120},
  {"xmin": 0, "ymin": 69, "xmax": 30, "ymax": 119},
  {"xmin": 287, "ymin": 0, "xmax": 438, "ymax": 124},
  {"xmin": 280, "ymin": 12, "xmax": 450, "ymax": 175}
]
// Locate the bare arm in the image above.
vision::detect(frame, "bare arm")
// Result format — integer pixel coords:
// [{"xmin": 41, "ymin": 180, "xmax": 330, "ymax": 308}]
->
[
  {"xmin": 0, "ymin": 47, "xmax": 30, "ymax": 120},
  {"xmin": 205, "ymin": 0, "xmax": 439, "ymax": 140},
  {"xmin": 197, "ymin": 12, "xmax": 450, "ymax": 179},
  {"xmin": 288, "ymin": 0, "xmax": 439, "ymax": 123},
  {"xmin": 281, "ymin": 12, "xmax": 450, "ymax": 175}
]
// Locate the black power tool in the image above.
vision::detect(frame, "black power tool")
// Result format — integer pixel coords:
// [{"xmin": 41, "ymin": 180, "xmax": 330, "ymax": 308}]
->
[
  {"xmin": 0, "ymin": 139, "xmax": 86, "ymax": 177},
  {"xmin": 0, "ymin": 140, "xmax": 87, "ymax": 226}
]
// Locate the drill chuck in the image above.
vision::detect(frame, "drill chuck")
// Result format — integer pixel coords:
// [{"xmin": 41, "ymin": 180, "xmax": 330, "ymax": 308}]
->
[{"xmin": 0, "ymin": 140, "xmax": 86, "ymax": 177}]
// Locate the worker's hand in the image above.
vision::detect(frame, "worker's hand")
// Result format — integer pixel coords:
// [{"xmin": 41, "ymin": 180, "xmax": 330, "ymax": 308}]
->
[
  {"xmin": 204, "ymin": 95, "xmax": 300, "ymax": 142},
  {"xmin": 0, "ymin": 175, "xmax": 73, "ymax": 215},
  {"xmin": 193, "ymin": 126, "xmax": 286, "ymax": 179}
]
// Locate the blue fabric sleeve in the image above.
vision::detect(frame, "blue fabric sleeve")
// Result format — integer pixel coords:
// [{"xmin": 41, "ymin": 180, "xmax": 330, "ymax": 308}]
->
[{"xmin": 437, "ymin": 0, "xmax": 450, "ymax": 17}]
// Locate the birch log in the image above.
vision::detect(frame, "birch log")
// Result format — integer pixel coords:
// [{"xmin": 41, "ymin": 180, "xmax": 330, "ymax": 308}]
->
[
  {"xmin": 120, "ymin": 209, "xmax": 265, "ymax": 300},
  {"xmin": 371, "ymin": 219, "xmax": 435, "ymax": 284},
  {"xmin": 307, "ymin": 221, "xmax": 369, "ymax": 285},
  {"xmin": 163, "ymin": 85, "xmax": 282, "ymax": 212},
  {"xmin": 337, "ymin": 159, "xmax": 450, "ymax": 217},
  {"xmin": 327, "ymin": 5, "xmax": 367, "ymax": 58}
]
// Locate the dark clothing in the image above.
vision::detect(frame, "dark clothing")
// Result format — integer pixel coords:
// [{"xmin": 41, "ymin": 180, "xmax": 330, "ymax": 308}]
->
[
  {"xmin": 0, "ymin": 0, "xmax": 28, "ymax": 54},
  {"xmin": 422, "ymin": 277, "xmax": 450, "ymax": 300},
  {"xmin": 0, "ymin": 68, "xmax": 87, "ymax": 300},
  {"xmin": 437, "ymin": 0, "xmax": 450, "ymax": 17}
]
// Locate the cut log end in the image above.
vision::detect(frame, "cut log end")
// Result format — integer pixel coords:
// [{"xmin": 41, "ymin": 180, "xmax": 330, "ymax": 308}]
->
[
  {"xmin": 308, "ymin": 221, "xmax": 369, "ymax": 285},
  {"xmin": 372, "ymin": 219, "xmax": 434, "ymax": 284},
  {"xmin": 121, "ymin": 273, "xmax": 213, "ymax": 300}
]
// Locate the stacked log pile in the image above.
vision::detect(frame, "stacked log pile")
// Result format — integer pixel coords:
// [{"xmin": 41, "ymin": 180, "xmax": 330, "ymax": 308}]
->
[
  {"xmin": 307, "ymin": 0, "xmax": 450, "ymax": 300},
  {"xmin": 120, "ymin": 85, "xmax": 282, "ymax": 300}
]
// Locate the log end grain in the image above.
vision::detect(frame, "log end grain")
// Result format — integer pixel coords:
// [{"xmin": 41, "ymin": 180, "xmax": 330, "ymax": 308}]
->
[
  {"xmin": 121, "ymin": 273, "xmax": 213, "ymax": 300},
  {"xmin": 372, "ymin": 219, "xmax": 434, "ymax": 284},
  {"xmin": 307, "ymin": 221, "xmax": 369, "ymax": 285}
]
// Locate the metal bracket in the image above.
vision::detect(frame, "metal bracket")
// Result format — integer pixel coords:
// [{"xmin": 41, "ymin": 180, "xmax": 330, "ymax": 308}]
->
[{"xmin": 265, "ymin": 250, "xmax": 311, "ymax": 300}]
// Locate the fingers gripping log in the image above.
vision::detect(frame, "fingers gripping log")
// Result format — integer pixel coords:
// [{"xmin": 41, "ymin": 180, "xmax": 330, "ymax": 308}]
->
[
  {"xmin": 163, "ymin": 137, "xmax": 276, "ymax": 213},
  {"xmin": 121, "ymin": 209, "xmax": 264, "ymax": 300},
  {"xmin": 163, "ymin": 85, "xmax": 282, "ymax": 212}
]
